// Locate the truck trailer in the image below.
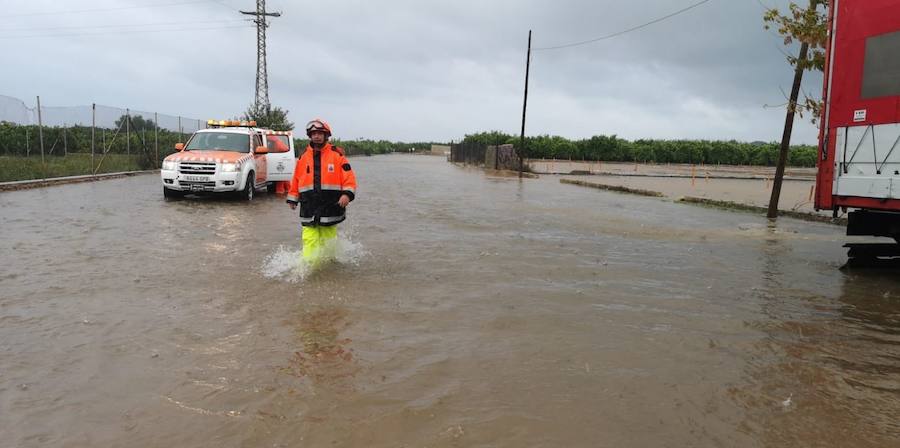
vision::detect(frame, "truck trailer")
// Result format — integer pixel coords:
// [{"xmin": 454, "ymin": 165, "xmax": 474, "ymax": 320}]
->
[{"xmin": 815, "ymin": 0, "xmax": 900, "ymax": 259}]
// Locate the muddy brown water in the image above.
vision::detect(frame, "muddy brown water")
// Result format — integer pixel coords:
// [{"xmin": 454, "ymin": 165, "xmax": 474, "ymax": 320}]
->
[{"xmin": 1, "ymin": 154, "xmax": 898, "ymax": 447}]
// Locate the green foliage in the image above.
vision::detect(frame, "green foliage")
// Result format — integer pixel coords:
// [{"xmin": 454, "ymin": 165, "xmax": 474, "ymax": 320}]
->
[
  {"xmin": 292, "ymin": 138, "xmax": 438, "ymax": 157},
  {"xmin": 0, "ymin": 120, "xmax": 191, "ymax": 179},
  {"xmin": 243, "ymin": 104, "xmax": 294, "ymax": 131},
  {"xmin": 460, "ymin": 131, "xmax": 818, "ymax": 167},
  {"xmin": 763, "ymin": 0, "xmax": 829, "ymax": 122},
  {"xmin": 458, "ymin": 130, "xmax": 516, "ymax": 147},
  {"xmin": 0, "ymin": 153, "xmax": 143, "ymax": 182},
  {"xmin": 114, "ymin": 114, "xmax": 156, "ymax": 132},
  {"xmin": 763, "ymin": 0, "xmax": 828, "ymax": 71}
]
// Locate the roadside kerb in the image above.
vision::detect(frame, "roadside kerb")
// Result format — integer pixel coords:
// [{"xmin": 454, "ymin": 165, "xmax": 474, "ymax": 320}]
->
[
  {"xmin": 0, "ymin": 170, "xmax": 157, "ymax": 192},
  {"xmin": 677, "ymin": 197, "xmax": 847, "ymax": 226},
  {"xmin": 560, "ymin": 178, "xmax": 845, "ymax": 226},
  {"xmin": 562, "ymin": 171, "xmax": 814, "ymax": 182}
]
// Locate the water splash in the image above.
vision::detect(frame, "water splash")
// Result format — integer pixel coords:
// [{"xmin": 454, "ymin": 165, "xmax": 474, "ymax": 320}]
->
[
  {"xmin": 261, "ymin": 233, "xmax": 366, "ymax": 283},
  {"xmin": 261, "ymin": 245, "xmax": 309, "ymax": 282}
]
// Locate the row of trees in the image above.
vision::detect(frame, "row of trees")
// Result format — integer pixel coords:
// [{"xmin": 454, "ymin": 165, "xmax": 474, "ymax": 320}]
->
[
  {"xmin": 461, "ymin": 131, "xmax": 818, "ymax": 167},
  {"xmin": 243, "ymin": 104, "xmax": 438, "ymax": 156},
  {"xmin": 292, "ymin": 137, "xmax": 437, "ymax": 156},
  {"xmin": 2, "ymin": 118, "xmax": 819, "ymax": 167}
]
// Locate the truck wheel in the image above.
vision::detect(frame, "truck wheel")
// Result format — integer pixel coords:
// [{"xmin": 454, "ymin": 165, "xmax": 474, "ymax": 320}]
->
[
  {"xmin": 241, "ymin": 173, "xmax": 254, "ymax": 201},
  {"xmin": 267, "ymin": 182, "xmax": 276, "ymax": 193},
  {"xmin": 163, "ymin": 187, "xmax": 183, "ymax": 199}
]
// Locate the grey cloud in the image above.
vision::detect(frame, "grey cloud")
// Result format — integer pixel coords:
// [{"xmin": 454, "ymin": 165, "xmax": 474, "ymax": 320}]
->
[{"xmin": 2, "ymin": 0, "xmax": 821, "ymax": 143}]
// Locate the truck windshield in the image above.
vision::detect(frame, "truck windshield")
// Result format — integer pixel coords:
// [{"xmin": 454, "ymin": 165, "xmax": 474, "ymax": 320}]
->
[{"xmin": 185, "ymin": 132, "xmax": 250, "ymax": 153}]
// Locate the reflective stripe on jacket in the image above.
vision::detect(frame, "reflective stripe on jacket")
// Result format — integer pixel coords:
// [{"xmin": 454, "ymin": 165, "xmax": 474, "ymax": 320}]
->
[{"xmin": 286, "ymin": 143, "xmax": 357, "ymax": 227}]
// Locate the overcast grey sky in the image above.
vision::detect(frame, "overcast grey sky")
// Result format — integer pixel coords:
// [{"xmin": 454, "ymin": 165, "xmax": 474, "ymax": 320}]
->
[{"xmin": 1, "ymin": 0, "xmax": 822, "ymax": 143}]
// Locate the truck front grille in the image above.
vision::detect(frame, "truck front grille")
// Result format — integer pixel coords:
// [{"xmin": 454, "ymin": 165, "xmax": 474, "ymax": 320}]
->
[{"xmin": 179, "ymin": 162, "xmax": 216, "ymax": 175}]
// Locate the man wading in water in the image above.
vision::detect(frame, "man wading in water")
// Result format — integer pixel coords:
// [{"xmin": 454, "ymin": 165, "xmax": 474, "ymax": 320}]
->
[{"xmin": 286, "ymin": 118, "xmax": 358, "ymax": 266}]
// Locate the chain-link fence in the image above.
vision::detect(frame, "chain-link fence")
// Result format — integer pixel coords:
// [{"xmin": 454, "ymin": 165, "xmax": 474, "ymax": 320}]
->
[{"xmin": 0, "ymin": 94, "xmax": 203, "ymax": 182}]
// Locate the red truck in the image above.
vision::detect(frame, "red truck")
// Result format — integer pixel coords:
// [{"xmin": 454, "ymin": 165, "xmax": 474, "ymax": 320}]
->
[{"xmin": 815, "ymin": 0, "xmax": 900, "ymax": 251}]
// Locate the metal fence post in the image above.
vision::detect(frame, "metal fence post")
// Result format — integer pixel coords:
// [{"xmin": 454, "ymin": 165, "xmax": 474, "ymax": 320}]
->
[
  {"xmin": 126, "ymin": 108, "xmax": 130, "ymax": 155},
  {"xmin": 63, "ymin": 124, "xmax": 68, "ymax": 157},
  {"xmin": 92, "ymin": 103, "xmax": 96, "ymax": 174},
  {"xmin": 37, "ymin": 96, "xmax": 45, "ymax": 177},
  {"xmin": 154, "ymin": 112, "xmax": 159, "ymax": 166}
]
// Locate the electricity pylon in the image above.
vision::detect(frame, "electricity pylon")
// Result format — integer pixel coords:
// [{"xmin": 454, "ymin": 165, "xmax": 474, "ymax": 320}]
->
[{"xmin": 240, "ymin": 1, "xmax": 281, "ymax": 114}]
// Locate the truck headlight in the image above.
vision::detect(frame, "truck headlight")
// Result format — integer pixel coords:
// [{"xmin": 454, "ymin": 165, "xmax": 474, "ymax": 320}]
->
[
  {"xmin": 162, "ymin": 160, "xmax": 177, "ymax": 170},
  {"xmin": 221, "ymin": 163, "xmax": 238, "ymax": 172}
]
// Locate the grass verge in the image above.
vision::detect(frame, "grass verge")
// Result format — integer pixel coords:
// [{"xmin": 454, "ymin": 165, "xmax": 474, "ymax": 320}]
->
[
  {"xmin": 560, "ymin": 178, "xmax": 664, "ymax": 197},
  {"xmin": 0, "ymin": 153, "xmax": 145, "ymax": 182},
  {"xmin": 678, "ymin": 196, "xmax": 847, "ymax": 226}
]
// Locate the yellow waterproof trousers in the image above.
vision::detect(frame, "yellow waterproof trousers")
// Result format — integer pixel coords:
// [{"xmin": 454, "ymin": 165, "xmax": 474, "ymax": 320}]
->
[{"xmin": 302, "ymin": 225, "xmax": 338, "ymax": 266}]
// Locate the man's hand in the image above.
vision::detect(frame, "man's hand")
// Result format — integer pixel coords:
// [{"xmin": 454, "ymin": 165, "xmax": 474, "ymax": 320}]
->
[
  {"xmin": 337, "ymin": 194, "xmax": 350, "ymax": 208},
  {"xmin": 288, "ymin": 202, "xmax": 297, "ymax": 210}
]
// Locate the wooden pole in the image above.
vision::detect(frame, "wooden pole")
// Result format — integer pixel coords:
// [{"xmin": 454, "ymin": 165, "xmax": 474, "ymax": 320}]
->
[
  {"xmin": 518, "ymin": 30, "xmax": 532, "ymax": 179},
  {"xmin": 768, "ymin": 8, "xmax": 812, "ymax": 219}
]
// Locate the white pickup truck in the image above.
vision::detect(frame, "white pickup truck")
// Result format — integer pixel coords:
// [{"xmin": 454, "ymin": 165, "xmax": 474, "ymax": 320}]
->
[{"xmin": 160, "ymin": 121, "xmax": 295, "ymax": 200}]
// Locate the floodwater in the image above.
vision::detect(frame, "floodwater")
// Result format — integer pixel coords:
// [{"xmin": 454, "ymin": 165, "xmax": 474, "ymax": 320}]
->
[{"xmin": 1, "ymin": 154, "xmax": 898, "ymax": 447}]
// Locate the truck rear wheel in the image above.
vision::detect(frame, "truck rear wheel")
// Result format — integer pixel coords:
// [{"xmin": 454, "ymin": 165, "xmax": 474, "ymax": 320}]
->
[
  {"xmin": 267, "ymin": 182, "xmax": 276, "ymax": 193},
  {"xmin": 241, "ymin": 173, "xmax": 254, "ymax": 201}
]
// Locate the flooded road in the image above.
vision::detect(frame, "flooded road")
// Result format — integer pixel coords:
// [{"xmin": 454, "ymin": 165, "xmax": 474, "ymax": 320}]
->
[{"xmin": 1, "ymin": 154, "xmax": 899, "ymax": 447}]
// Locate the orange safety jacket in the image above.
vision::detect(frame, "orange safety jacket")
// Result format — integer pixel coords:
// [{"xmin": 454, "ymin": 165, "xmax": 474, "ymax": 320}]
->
[{"xmin": 287, "ymin": 143, "xmax": 357, "ymax": 226}]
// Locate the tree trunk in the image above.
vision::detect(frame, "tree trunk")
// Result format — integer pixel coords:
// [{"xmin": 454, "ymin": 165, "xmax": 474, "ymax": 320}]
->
[{"xmin": 767, "ymin": 40, "xmax": 810, "ymax": 219}]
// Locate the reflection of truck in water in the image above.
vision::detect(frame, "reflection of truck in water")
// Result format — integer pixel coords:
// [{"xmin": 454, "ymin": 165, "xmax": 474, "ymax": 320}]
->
[
  {"xmin": 815, "ymin": 0, "xmax": 900, "ymax": 255},
  {"xmin": 160, "ymin": 120, "xmax": 295, "ymax": 200}
]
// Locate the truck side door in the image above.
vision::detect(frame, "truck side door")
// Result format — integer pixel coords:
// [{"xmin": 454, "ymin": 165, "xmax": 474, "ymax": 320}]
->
[
  {"xmin": 252, "ymin": 132, "xmax": 267, "ymax": 185},
  {"xmin": 265, "ymin": 133, "xmax": 295, "ymax": 182}
]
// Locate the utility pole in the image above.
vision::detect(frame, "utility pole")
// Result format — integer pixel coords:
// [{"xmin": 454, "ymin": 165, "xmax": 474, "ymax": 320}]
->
[
  {"xmin": 518, "ymin": 30, "xmax": 532, "ymax": 179},
  {"xmin": 767, "ymin": 39, "xmax": 810, "ymax": 219},
  {"xmin": 241, "ymin": 1, "xmax": 281, "ymax": 115}
]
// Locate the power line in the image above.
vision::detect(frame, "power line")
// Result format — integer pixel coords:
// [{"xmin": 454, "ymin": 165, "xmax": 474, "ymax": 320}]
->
[
  {"xmin": 0, "ymin": 19, "xmax": 245, "ymax": 33},
  {"xmin": 533, "ymin": 0, "xmax": 714, "ymax": 51},
  {"xmin": 0, "ymin": 23, "xmax": 253, "ymax": 40},
  {"xmin": 0, "ymin": 0, "xmax": 220, "ymax": 19},
  {"xmin": 212, "ymin": 0, "xmax": 241, "ymax": 13}
]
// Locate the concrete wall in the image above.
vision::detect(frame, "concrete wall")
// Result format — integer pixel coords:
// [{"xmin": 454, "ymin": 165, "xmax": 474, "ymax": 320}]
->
[
  {"xmin": 430, "ymin": 144, "xmax": 451, "ymax": 156},
  {"xmin": 485, "ymin": 144, "xmax": 519, "ymax": 170}
]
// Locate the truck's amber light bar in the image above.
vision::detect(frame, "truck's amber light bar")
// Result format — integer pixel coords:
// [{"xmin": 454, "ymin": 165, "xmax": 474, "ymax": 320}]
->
[{"xmin": 206, "ymin": 119, "xmax": 257, "ymax": 128}]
